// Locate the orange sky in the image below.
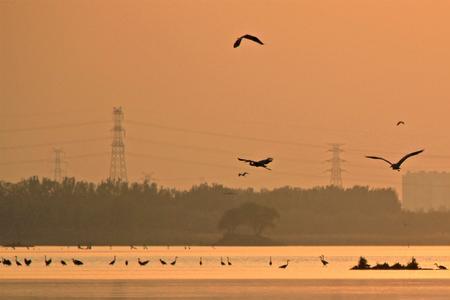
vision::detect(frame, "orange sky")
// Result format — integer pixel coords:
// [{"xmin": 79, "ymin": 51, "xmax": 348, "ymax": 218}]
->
[{"xmin": 2, "ymin": 0, "xmax": 450, "ymax": 195}]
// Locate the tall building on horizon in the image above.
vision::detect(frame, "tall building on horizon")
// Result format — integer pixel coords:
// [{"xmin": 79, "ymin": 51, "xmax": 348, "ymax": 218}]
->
[{"xmin": 402, "ymin": 171, "xmax": 450, "ymax": 211}]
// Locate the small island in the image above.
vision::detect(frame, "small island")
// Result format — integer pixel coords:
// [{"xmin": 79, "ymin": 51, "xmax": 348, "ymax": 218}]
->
[{"xmin": 350, "ymin": 256, "xmax": 438, "ymax": 270}]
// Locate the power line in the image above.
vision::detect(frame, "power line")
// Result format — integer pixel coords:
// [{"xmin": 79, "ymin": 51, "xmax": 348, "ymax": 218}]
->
[
  {"xmin": 0, "ymin": 137, "xmax": 110, "ymax": 150},
  {"xmin": 126, "ymin": 120, "xmax": 326, "ymax": 149},
  {"xmin": 0, "ymin": 152, "xmax": 109, "ymax": 166},
  {"xmin": 0, "ymin": 120, "xmax": 110, "ymax": 134}
]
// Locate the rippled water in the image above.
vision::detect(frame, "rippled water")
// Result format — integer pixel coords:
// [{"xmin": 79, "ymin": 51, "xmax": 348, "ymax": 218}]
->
[{"xmin": 1, "ymin": 246, "xmax": 450, "ymax": 299}]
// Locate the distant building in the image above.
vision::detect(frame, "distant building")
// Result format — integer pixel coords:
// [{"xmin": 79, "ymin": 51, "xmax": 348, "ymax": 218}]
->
[{"xmin": 402, "ymin": 171, "xmax": 450, "ymax": 211}]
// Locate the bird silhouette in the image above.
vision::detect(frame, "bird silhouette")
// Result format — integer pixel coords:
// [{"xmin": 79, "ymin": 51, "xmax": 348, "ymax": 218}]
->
[
  {"xmin": 2, "ymin": 257, "xmax": 11, "ymax": 266},
  {"xmin": 159, "ymin": 258, "xmax": 167, "ymax": 265},
  {"xmin": 396, "ymin": 121, "xmax": 405, "ymax": 126},
  {"xmin": 220, "ymin": 257, "xmax": 226, "ymax": 266},
  {"xmin": 24, "ymin": 258, "xmax": 32, "ymax": 266},
  {"xmin": 227, "ymin": 257, "xmax": 232, "ymax": 266},
  {"xmin": 138, "ymin": 258, "xmax": 149, "ymax": 266},
  {"xmin": 365, "ymin": 149, "xmax": 424, "ymax": 171},
  {"xmin": 238, "ymin": 172, "xmax": 249, "ymax": 177},
  {"xmin": 435, "ymin": 263, "xmax": 448, "ymax": 270},
  {"xmin": 45, "ymin": 256, "xmax": 52, "ymax": 266},
  {"xmin": 15, "ymin": 256, "xmax": 22, "ymax": 266},
  {"xmin": 237, "ymin": 157, "xmax": 273, "ymax": 170},
  {"xmin": 72, "ymin": 258, "xmax": 83, "ymax": 266},
  {"xmin": 109, "ymin": 256, "xmax": 116, "ymax": 265},
  {"xmin": 319, "ymin": 255, "xmax": 329, "ymax": 267},
  {"xmin": 269, "ymin": 256, "xmax": 272, "ymax": 266},
  {"xmin": 234, "ymin": 34, "xmax": 264, "ymax": 48},
  {"xmin": 199, "ymin": 257, "xmax": 203, "ymax": 266},
  {"xmin": 61, "ymin": 260, "xmax": 67, "ymax": 266},
  {"xmin": 279, "ymin": 260, "xmax": 290, "ymax": 269},
  {"xmin": 125, "ymin": 260, "xmax": 128, "ymax": 266},
  {"xmin": 170, "ymin": 257, "xmax": 178, "ymax": 266}
]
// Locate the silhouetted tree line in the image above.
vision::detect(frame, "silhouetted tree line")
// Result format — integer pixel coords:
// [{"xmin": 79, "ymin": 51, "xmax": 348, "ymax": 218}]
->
[{"xmin": 1, "ymin": 176, "xmax": 450, "ymax": 245}]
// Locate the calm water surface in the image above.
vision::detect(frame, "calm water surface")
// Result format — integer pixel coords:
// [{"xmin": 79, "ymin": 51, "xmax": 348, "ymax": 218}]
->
[{"xmin": 1, "ymin": 246, "xmax": 450, "ymax": 299}]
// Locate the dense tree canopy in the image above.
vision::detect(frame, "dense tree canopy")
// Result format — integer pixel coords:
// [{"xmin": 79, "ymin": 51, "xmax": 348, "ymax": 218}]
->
[{"xmin": 0, "ymin": 177, "xmax": 449, "ymax": 245}]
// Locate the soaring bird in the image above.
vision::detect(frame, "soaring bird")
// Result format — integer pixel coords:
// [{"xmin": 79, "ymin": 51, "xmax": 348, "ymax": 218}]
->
[
  {"xmin": 170, "ymin": 257, "xmax": 178, "ymax": 266},
  {"xmin": 159, "ymin": 258, "xmax": 167, "ymax": 265},
  {"xmin": 319, "ymin": 255, "xmax": 329, "ymax": 267},
  {"xmin": 396, "ymin": 121, "xmax": 405, "ymax": 126},
  {"xmin": 61, "ymin": 260, "xmax": 67, "ymax": 266},
  {"xmin": 227, "ymin": 257, "xmax": 232, "ymax": 266},
  {"xmin": 233, "ymin": 34, "xmax": 264, "ymax": 48},
  {"xmin": 199, "ymin": 257, "xmax": 203, "ymax": 266},
  {"xmin": 220, "ymin": 257, "xmax": 226, "ymax": 266},
  {"xmin": 15, "ymin": 256, "xmax": 22, "ymax": 266},
  {"xmin": 45, "ymin": 256, "xmax": 52, "ymax": 266},
  {"xmin": 279, "ymin": 260, "xmax": 290, "ymax": 269},
  {"xmin": 109, "ymin": 256, "xmax": 116, "ymax": 265},
  {"xmin": 238, "ymin": 172, "xmax": 249, "ymax": 177},
  {"xmin": 237, "ymin": 157, "xmax": 273, "ymax": 170},
  {"xmin": 125, "ymin": 260, "xmax": 128, "ymax": 266},
  {"xmin": 72, "ymin": 258, "xmax": 83, "ymax": 266},
  {"xmin": 435, "ymin": 263, "xmax": 448, "ymax": 270},
  {"xmin": 269, "ymin": 256, "xmax": 272, "ymax": 266},
  {"xmin": 365, "ymin": 149, "xmax": 424, "ymax": 171},
  {"xmin": 138, "ymin": 258, "xmax": 149, "ymax": 266}
]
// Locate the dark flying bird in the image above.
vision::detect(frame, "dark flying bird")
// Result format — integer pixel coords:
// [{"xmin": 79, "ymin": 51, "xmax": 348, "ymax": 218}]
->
[
  {"xmin": 365, "ymin": 149, "xmax": 424, "ymax": 171},
  {"xmin": 220, "ymin": 257, "xmax": 226, "ymax": 266},
  {"xmin": 396, "ymin": 121, "xmax": 405, "ymax": 126},
  {"xmin": 109, "ymin": 256, "xmax": 116, "ymax": 265},
  {"xmin": 269, "ymin": 256, "xmax": 272, "ymax": 266},
  {"xmin": 199, "ymin": 257, "xmax": 203, "ymax": 266},
  {"xmin": 2, "ymin": 258, "xmax": 11, "ymax": 266},
  {"xmin": 159, "ymin": 258, "xmax": 167, "ymax": 265},
  {"xmin": 60, "ymin": 260, "xmax": 67, "ymax": 266},
  {"xmin": 238, "ymin": 172, "xmax": 249, "ymax": 177},
  {"xmin": 233, "ymin": 34, "xmax": 264, "ymax": 48},
  {"xmin": 227, "ymin": 257, "xmax": 232, "ymax": 266},
  {"xmin": 237, "ymin": 157, "xmax": 273, "ymax": 170}
]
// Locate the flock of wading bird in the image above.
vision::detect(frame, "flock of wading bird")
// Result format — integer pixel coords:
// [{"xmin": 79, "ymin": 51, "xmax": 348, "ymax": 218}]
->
[{"xmin": 234, "ymin": 34, "xmax": 424, "ymax": 177}]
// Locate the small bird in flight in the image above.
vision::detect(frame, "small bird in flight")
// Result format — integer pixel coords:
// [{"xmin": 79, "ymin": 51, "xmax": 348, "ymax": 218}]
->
[
  {"xmin": 365, "ymin": 149, "xmax": 424, "ymax": 171},
  {"xmin": 396, "ymin": 121, "xmax": 405, "ymax": 126},
  {"xmin": 238, "ymin": 157, "xmax": 273, "ymax": 170},
  {"xmin": 238, "ymin": 172, "xmax": 249, "ymax": 177},
  {"xmin": 233, "ymin": 34, "xmax": 264, "ymax": 48}
]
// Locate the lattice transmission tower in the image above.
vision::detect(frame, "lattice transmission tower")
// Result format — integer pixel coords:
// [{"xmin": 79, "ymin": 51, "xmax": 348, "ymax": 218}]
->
[
  {"xmin": 326, "ymin": 143, "xmax": 345, "ymax": 188},
  {"xmin": 109, "ymin": 107, "xmax": 127, "ymax": 181},
  {"xmin": 53, "ymin": 148, "xmax": 65, "ymax": 182}
]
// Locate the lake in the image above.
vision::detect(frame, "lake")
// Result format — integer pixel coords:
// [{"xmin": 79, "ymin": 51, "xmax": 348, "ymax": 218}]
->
[{"xmin": 1, "ymin": 246, "xmax": 450, "ymax": 299}]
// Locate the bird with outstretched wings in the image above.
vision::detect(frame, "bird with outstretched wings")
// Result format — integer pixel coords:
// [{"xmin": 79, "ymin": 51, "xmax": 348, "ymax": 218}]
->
[
  {"xmin": 233, "ymin": 34, "xmax": 264, "ymax": 48},
  {"xmin": 237, "ymin": 157, "xmax": 273, "ymax": 170},
  {"xmin": 366, "ymin": 149, "xmax": 424, "ymax": 171}
]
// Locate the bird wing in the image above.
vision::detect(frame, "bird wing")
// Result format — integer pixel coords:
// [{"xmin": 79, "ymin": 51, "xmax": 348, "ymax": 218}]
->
[
  {"xmin": 238, "ymin": 157, "xmax": 255, "ymax": 163},
  {"xmin": 365, "ymin": 156, "xmax": 393, "ymax": 165},
  {"xmin": 242, "ymin": 34, "xmax": 264, "ymax": 45},
  {"xmin": 397, "ymin": 121, "xmax": 405, "ymax": 126},
  {"xmin": 233, "ymin": 38, "xmax": 242, "ymax": 48},
  {"xmin": 397, "ymin": 149, "xmax": 424, "ymax": 166},
  {"xmin": 257, "ymin": 157, "xmax": 273, "ymax": 165}
]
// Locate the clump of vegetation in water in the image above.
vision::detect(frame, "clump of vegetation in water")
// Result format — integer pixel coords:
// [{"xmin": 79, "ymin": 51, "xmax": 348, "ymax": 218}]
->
[{"xmin": 351, "ymin": 256, "xmax": 422, "ymax": 270}]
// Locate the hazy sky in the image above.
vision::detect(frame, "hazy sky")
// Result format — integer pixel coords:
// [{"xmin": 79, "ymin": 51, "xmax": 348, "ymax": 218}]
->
[{"xmin": 2, "ymin": 0, "xmax": 450, "ymax": 194}]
